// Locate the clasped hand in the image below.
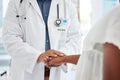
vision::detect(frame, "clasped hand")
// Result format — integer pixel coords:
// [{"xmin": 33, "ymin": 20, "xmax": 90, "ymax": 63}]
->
[{"xmin": 38, "ymin": 49, "xmax": 66, "ymax": 68}]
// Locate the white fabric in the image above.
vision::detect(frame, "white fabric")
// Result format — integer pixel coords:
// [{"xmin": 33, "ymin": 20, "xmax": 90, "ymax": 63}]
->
[
  {"xmin": 83, "ymin": 4, "xmax": 120, "ymax": 50},
  {"xmin": 76, "ymin": 50, "xmax": 103, "ymax": 80},
  {"xmin": 76, "ymin": 4, "xmax": 120, "ymax": 80},
  {"xmin": 2, "ymin": 0, "xmax": 82, "ymax": 80}
]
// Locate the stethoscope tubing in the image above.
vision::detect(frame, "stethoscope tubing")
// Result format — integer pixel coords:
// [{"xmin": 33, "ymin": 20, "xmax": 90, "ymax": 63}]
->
[
  {"xmin": 20, "ymin": 0, "xmax": 23, "ymax": 3},
  {"xmin": 57, "ymin": 4, "xmax": 60, "ymax": 20},
  {"xmin": 17, "ymin": 0, "xmax": 67, "ymax": 27},
  {"xmin": 55, "ymin": 0, "xmax": 67, "ymax": 26}
]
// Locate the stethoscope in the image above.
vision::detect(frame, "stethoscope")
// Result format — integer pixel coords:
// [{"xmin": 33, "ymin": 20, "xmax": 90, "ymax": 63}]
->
[
  {"xmin": 16, "ymin": 0, "xmax": 67, "ymax": 27},
  {"xmin": 55, "ymin": 4, "xmax": 61, "ymax": 26},
  {"xmin": 55, "ymin": 1, "xmax": 67, "ymax": 27}
]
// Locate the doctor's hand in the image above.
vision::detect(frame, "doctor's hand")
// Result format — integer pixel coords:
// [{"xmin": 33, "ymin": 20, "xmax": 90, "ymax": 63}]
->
[{"xmin": 38, "ymin": 49, "xmax": 65, "ymax": 66}]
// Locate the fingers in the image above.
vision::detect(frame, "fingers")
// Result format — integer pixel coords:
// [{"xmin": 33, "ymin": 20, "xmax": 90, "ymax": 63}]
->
[
  {"xmin": 50, "ymin": 49, "xmax": 65, "ymax": 56},
  {"xmin": 47, "ymin": 60, "xmax": 60, "ymax": 67},
  {"xmin": 48, "ymin": 57, "xmax": 64, "ymax": 67},
  {"xmin": 44, "ymin": 50, "xmax": 65, "ymax": 60},
  {"xmin": 45, "ymin": 57, "xmax": 60, "ymax": 68},
  {"xmin": 45, "ymin": 62, "xmax": 51, "ymax": 69},
  {"xmin": 38, "ymin": 49, "xmax": 66, "ymax": 68},
  {"xmin": 54, "ymin": 51, "xmax": 65, "ymax": 57}
]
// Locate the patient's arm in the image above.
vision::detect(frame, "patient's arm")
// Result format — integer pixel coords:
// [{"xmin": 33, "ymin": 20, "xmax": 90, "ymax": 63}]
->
[
  {"xmin": 48, "ymin": 55, "xmax": 80, "ymax": 66},
  {"xmin": 104, "ymin": 43, "xmax": 120, "ymax": 80}
]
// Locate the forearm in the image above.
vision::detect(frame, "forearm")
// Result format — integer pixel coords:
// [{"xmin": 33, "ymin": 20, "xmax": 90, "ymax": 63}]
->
[{"xmin": 63, "ymin": 55, "xmax": 80, "ymax": 64}]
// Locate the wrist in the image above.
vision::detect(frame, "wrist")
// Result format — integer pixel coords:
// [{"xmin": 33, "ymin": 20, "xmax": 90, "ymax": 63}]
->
[{"xmin": 61, "ymin": 56, "xmax": 67, "ymax": 63}]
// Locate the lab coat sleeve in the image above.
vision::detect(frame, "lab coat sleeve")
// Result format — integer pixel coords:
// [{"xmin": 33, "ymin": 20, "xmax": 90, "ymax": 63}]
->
[
  {"xmin": 59, "ymin": 1, "xmax": 82, "ymax": 55},
  {"xmin": 2, "ymin": 0, "xmax": 41, "ymax": 73}
]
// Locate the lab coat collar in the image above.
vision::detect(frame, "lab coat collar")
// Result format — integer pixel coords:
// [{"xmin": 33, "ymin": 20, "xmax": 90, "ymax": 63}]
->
[
  {"xmin": 28, "ymin": 0, "xmax": 59, "ymax": 17},
  {"xmin": 28, "ymin": 0, "xmax": 60, "ymax": 21},
  {"xmin": 28, "ymin": 0, "xmax": 42, "ymax": 17},
  {"xmin": 38, "ymin": 0, "xmax": 52, "ymax": 1}
]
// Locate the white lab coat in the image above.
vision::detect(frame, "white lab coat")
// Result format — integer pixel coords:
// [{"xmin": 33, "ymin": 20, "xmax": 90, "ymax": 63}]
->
[{"xmin": 2, "ymin": 0, "xmax": 81, "ymax": 80}]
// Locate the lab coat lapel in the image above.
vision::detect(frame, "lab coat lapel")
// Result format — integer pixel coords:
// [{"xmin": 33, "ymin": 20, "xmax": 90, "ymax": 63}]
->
[
  {"xmin": 47, "ymin": 0, "xmax": 62, "ymax": 80},
  {"xmin": 28, "ymin": 0, "xmax": 43, "ymax": 19},
  {"xmin": 48, "ymin": 0, "xmax": 60, "ymax": 18},
  {"xmin": 48, "ymin": 0, "xmax": 61, "ymax": 49},
  {"xmin": 49, "ymin": 67, "xmax": 61, "ymax": 80}
]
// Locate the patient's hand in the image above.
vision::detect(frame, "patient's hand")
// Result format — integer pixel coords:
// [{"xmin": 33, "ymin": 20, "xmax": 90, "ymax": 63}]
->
[
  {"xmin": 38, "ymin": 49, "xmax": 65, "ymax": 62},
  {"xmin": 39, "ymin": 50, "xmax": 66, "ymax": 68},
  {"xmin": 48, "ymin": 56, "xmax": 66, "ymax": 67}
]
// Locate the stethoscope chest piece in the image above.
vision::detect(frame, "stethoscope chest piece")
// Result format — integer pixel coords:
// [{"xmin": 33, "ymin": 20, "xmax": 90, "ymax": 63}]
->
[
  {"xmin": 55, "ymin": 19, "xmax": 61, "ymax": 27},
  {"xmin": 55, "ymin": 3, "xmax": 67, "ymax": 27}
]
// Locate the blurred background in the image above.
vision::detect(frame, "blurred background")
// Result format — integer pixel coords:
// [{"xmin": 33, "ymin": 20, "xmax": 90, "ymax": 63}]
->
[{"xmin": 0, "ymin": 0, "xmax": 119, "ymax": 79}]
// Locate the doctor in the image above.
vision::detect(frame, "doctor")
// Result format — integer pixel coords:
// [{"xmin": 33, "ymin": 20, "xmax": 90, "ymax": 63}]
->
[{"xmin": 2, "ymin": 0, "xmax": 81, "ymax": 80}]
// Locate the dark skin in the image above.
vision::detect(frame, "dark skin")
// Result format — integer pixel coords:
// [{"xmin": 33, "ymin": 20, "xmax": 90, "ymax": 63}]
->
[
  {"xmin": 104, "ymin": 43, "xmax": 120, "ymax": 80},
  {"xmin": 48, "ymin": 55, "xmax": 80, "ymax": 67}
]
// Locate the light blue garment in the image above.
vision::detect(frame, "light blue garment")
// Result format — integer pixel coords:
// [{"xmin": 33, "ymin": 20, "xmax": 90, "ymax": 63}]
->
[{"xmin": 37, "ymin": 0, "xmax": 51, "ymax": 51}]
